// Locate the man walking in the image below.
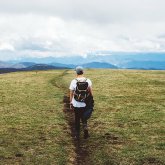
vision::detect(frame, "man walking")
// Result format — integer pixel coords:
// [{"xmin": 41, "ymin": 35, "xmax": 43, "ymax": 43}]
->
[{"xmin": 69, "ymin": 66, "xmax": 93, "ymax": 139}]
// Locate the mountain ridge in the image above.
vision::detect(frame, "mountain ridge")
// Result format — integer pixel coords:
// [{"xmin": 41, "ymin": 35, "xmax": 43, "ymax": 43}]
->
[
  {"xmin": 0, "ymin": 61, "xmax": 118, "ymax": 74},
  {"xmin": 1, "ymin": 52, "xmax": 165, "ymax": 72}
]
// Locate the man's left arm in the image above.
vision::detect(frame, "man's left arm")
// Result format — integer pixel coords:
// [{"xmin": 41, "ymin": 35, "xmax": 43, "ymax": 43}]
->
[
  {"xmin": 88, "ymin": 79, "xmax": 93, "ymax": 96},
  {"xmin": 88, "ymin": 86, "xmax": 93, "ymax": 96}
]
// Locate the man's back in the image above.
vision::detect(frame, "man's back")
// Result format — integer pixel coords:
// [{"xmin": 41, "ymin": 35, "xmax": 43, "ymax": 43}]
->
[{"xmin": 69, "ymin": 77, "xmax": 92, "ymax": 108}]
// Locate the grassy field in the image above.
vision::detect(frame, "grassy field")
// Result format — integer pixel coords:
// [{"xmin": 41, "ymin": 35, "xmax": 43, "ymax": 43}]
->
[
  {"xmin": 0, "ymin": 69, "xmax": 165, "ymax": 165},
  {"xmin": 0, "ymin": 71, "xmax": 74, "ymax": 165}
]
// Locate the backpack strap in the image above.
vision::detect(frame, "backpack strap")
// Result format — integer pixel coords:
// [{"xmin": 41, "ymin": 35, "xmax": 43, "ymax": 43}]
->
[{"xmin": 75, "ymin": 78, "xmax": 79, "ymax": 82}]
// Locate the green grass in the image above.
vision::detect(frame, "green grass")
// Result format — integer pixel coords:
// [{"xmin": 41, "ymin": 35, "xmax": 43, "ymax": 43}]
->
[
  {"xmin": 0, "ymin": 71, "xmax": 74, "ymax": 165},
  {"xmin": 0, "ymin": 69, "xmax": 165, "ymax": 165},
  {"xmin": 63, "ymin": 69, "xmax": 165, "ymax": 165}
]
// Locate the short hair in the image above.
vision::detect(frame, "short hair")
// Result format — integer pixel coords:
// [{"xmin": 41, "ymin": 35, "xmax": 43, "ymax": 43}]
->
[{"xmin": 75, "ymin": 66, "xmax": 84, "ymax": 75}]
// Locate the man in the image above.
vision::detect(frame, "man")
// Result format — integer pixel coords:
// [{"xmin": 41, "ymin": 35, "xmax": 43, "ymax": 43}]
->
[{"xmin": 69, "ymin": 66, "xmax": 93, "ymax": 139}]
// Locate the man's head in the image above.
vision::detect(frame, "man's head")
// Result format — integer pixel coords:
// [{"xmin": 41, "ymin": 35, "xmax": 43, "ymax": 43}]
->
[{"xmin": 75, "ymin": 66, "xmax": 84, "ymax": 75}]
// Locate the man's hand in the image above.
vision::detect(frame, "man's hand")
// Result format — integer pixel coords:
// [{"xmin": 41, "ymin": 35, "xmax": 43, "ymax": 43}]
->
[{"xmin": 70, "ymin": 103, "xmax": 73, "ymax": 110}]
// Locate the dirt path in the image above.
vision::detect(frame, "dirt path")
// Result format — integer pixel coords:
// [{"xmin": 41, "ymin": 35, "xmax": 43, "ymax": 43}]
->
[
  {"xmin": 63, "ymin": 94, "xmax": 90, "ymax": 165},
  {"xmin": 51, "ymin": 71, "xmax": 91, "ymax": 165}
]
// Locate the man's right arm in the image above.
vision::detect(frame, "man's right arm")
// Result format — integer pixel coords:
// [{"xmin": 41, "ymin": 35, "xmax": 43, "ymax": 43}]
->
[
  {"xmin": 70, "ymin": 90, "xmax": 74, "ymax": 103},
  {"xmin": 69, "ymin": 90, "xmax": 74, "ymax": 110},
  {"xmin": 69, "ymin": 79, "xmax": 74, "ymax": 110}
]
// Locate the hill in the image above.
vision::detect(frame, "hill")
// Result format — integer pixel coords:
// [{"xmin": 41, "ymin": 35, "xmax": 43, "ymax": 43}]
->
[
  {"xmin": 0, "ymin": 61, "xmax": 12, "ymax": 68},
  {"xmin": 26, "ymin": 64, "xmax": 68, "ymax": 70},
  {"xmin": 10, "ymin": 52, "xmax": 165, "ymax": 65},
  {"xmin": 1, "ymin": 69, "xmax": 164, "ymax": 164},
  {"xmin": 17, "ymin": 62, "xmax": 36, "ymax": 67},
  {"xmin": 0, "ymin": 64, "xmax": 69, "ymax": 74},
  {"xmin": 0, "ymin": 61, "xmax": 36, "ymax": 69},
  {"xmin": 50, "ymin": 62, "xmax": 75, "ymax": 68},
  {"xmin": 82, "ymin": 62, "xmax": 118, "ymax": 68},
  {"xmin": 0, "ymin": 70, "xmax": 73, "ymax": 164},
  {"xmin": 3, "ymin": 52, "xmax": 165, "ymax": 70},
  {"xmin": 0, "ymin": 68, "xmax": 22, "ymax": 74},
  {"xmin": 119, "ymin": 61, "xmax": 165, "ymax": 70}
]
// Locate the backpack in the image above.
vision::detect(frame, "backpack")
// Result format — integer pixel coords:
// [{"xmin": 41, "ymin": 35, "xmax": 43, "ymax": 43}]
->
[
  {"xmin": 74, "ymin": 79, "xmax": 89, "ymax": 102},
  {"xmin": 83, "ymin": 95, "xmax": 94, "ymax": 120}
]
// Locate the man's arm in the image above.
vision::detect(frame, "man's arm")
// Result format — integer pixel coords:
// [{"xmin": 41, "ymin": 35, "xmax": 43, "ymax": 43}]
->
[
  {"xmin": 88, "ymin": 86, "xmax": 93, "ymax": 96},
  {"xmin": 87, "ymin": 79, "xmax": 93, "ymax": 96},
  {"xmin": 70, "ymin": 90, "xmax": 74, "ymax": 109},
  {"xmin": 70, "ymin": 90, "xmax": 74, "ymax": 103}
]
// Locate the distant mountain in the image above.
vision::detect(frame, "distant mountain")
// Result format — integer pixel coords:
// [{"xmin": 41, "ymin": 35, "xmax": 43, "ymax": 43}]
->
[
  {"xmin": 50, "ymin": 62, "xmax": 75, "ymax": 68},
  {"xmin": 8, "ymin": 52, "xmax": 165, "ymax": 66},
  {"xmin": 1, "ymin": 52, "xmax": 165, "ymax": 71},
  {"xmin": 82, "ymin": 62, "xmax": 118, "ymax": 68},
  {"xmin": 11, "ymin": 62, "xmax": 37, "ymax": 68},
  {"xmin": 50, "ymin": 62, "xmax": 118, "ymax": 69},
  {"xmin": 15, "ymin": 56, "xmax": 87, "ymax": 65},
  {"xmin": 0, "ymin": 61, "xmax": 36, "ymax": 69},
  {"xmin": 0, "ymin": 64, "xmax": 69, "ymax": 74},
  {"xmin": 120, "ymin": 61, "xmax": 165, "ymax": 70},
  {"xmin": 26, "ymin": 64, "xmax": 69, "ymax": 70},
  {"xmin": 19, "ymin": 62, "xmax": 36, "ymax": 67},
  {"xmin": 10, "ymin": 63, "xmax": 27, "ymax": 69},
  {"xmin": 0, "ymin": 61, "xmax": 11, "ymax": 68}
]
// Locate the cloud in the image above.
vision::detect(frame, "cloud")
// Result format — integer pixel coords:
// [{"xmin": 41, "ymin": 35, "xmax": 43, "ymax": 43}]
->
[
  {"xmin": 0, "ymin": 0, "xmax": 165, "ymax": 60},
  {"xmin": 0, "ymin": 0, "xmax": 165, "ymax": 23},
  {"xmin": 0, "ymin": 43, "xmax": 15, "ymax": 51}
]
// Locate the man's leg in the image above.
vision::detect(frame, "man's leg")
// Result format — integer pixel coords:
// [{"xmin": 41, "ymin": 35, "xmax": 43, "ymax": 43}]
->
[
  {"xmin": 81, "ymin": 108, "xmax": 89, "ymax": 139},
  {"xmin": 74, "ymin": 108, "xmax": 81, "ymax": 139}
]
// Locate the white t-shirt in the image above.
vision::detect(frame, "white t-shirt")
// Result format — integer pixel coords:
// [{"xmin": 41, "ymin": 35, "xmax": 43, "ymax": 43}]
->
[{"xmin": 69, "ymin": 77, "xmax": 92, "ymax": 107}]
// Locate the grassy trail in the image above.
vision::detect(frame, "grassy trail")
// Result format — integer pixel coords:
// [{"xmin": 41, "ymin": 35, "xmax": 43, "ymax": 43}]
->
[
  {"xmin": 1, "ymin": 69, "xmax": 165, "ymax": 165},
  {"xmin": 50, "ymin": 70, "xmax": 92, "ymax": 165}
]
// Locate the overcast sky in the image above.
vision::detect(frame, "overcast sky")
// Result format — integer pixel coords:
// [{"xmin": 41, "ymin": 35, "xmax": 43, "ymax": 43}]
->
[{"xmin": 0, "ymin": 0, "xmax": 165, "ymax": 60}]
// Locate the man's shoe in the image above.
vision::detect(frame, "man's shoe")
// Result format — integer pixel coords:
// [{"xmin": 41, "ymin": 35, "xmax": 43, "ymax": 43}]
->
[{"xmin": 84, "ymin": 129, "xmax": 89, "ymax": 139}]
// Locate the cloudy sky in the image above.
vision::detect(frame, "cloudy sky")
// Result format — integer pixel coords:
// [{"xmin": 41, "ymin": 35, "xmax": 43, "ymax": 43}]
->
[{"xmin": 0, "ymin": 0, "xmax": 165, "ymax": 60}]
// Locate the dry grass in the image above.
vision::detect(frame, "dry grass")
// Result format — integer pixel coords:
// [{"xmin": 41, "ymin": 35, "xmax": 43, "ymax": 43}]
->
[
  {"xmin": 0, "ymin": 71, "xmax": 74, "ymax": 165},
  {"xmin": 63, "ymin": 69, "xmax": 165, "ymax": 165},
  {"xmin": 0, "ymin": 69, "xmax": 165, "ymax": 165}
]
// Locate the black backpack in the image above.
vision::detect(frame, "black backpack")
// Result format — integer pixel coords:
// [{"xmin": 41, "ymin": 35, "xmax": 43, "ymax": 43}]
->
[{"xmin": 74, "ymin": 79, "xmax": 89, "ymax": 102}]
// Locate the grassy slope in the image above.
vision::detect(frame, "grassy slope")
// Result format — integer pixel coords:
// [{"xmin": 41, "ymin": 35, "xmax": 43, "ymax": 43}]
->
[
  {"xmin": 63, "ymin": 69, "xmax": 165, "ymax": 165},
  {"xmin": 0, "ymin": 71, "xmax": 74, "ymax": 165},
  {"xmin": 0, "ymin": 69, "xmax": 165, "ymax": 165}
]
